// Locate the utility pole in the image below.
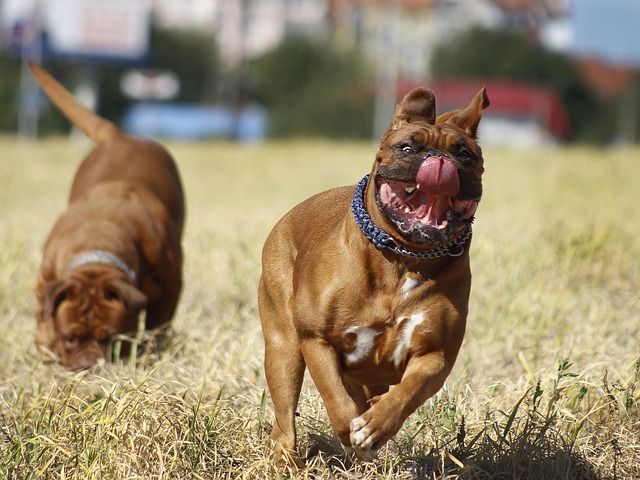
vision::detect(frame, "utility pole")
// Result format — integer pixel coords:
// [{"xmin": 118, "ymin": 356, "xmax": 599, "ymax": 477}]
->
[
  {"xmin": 18, "ymin": 1, "xmax": 43, "ymax": 140},
  {"xmin": 372, "ymin": 0, "xmax": 400, "ymax": 142},
  {"xmin": 230, "ymin": 0, "xmax": 248, "ymax": 140},
  {"xmin": 618, "ymin": 80, "xmax": 637, "ymax": 146}
]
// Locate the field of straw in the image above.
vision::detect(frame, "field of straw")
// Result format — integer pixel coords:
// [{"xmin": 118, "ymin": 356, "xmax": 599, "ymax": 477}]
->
[{"xmin": 0, "ymin": 137, "xmax": 638, "ymax": 479}]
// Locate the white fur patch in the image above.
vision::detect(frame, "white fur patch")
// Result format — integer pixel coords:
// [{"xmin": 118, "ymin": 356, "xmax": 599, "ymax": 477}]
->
[
  {"xmin": 349, "ymin": 417, "xmax": 371, "ymax": 447},
  {"xmin": 401, "ymin": 277, "xmax": 420, "ymax": 297},
  {"xmin": 349, "ymin": 416, "xmax": 378, "ymax": 460},
  {"xmin": 392, "ymin": 313, "xmax": 425, "ymax": 368},
  {"xmin": 344, "ymin": 326, "xmax": 380, "ymax": 364}
]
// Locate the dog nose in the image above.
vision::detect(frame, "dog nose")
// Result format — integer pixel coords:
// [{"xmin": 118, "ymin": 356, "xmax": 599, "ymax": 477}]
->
[{"xmin": 71, "ymin": 354, "xmax": 99, "ymax": 371}]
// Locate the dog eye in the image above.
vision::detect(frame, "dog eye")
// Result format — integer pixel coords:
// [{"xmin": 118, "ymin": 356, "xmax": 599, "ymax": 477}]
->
[
  {"xmin": 63, "ymin": 336, "xmax": 80, "ymax": 350},
  {"xmin": 457, "ymin": 148, "xmax": 472, "ymax": 161},
  {"xmin": 399, "ymin": 144, "xmax": 414, "ymax": 154},
  {"xmin": 104, "ymin": 289, "xmax": 119, "ymax": 302}
]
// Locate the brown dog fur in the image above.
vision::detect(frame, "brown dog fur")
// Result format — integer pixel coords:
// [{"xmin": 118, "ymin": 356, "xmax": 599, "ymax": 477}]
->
[
  {"xmin": 31, "ymin": 64, "xmax": 184, "ymax": 371},
  {"xmin": 259, "ymin": 86, "xmax": 489, "ymax": 467}
]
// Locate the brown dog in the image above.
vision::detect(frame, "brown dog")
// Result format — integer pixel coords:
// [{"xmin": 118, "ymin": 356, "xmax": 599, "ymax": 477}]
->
[
  {"xmin": 259, "ymin": 86, "xmax": 489, "ymax": 466},
  {"xmin": 31, "ymin": 64, "xmax": 185, "ymax": 371}
]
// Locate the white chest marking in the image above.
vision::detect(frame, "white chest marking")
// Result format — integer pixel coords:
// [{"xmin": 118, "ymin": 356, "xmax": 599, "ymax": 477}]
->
[
  {"xmin": 344, "ymin": 326, "xmax": 380, "ymax": 364},
  {"xmin": 392, "ymin": 312, "xmax": 426, "ymax": 368},
  {"xmin": 401, "ymin": 277, "xmax": 420, "ymax": 297}
]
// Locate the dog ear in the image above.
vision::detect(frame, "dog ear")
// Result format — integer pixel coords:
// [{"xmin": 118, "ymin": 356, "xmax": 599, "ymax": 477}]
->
[
  {"xmin": 437, "ymin": 87, "xmax": 490, "ymax": 139},
  {"xmin": 390, "ymin": 88, "xmax": 436, "ymax": 129},
  {"xmin": 40, "ymin": 279, "xmax": 75, "ymax": 322},
  {"xmin": 435, "ymin": 110, "xmax": 459, "ymax": 125},
  {"xmin": 105, "ymin": 279, "xmax": 148, "ymax": 313}
]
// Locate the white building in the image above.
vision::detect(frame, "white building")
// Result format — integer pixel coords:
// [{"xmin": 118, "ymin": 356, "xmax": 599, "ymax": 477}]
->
[{"xmin": 153, "ymin": 0, "xmax": 329, "ymax": 67}]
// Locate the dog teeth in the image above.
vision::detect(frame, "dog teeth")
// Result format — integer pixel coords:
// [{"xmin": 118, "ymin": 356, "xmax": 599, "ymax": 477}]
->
[
  {"xmin": 405, "ymin": 186, "xmax": 416, "ymax": 194},
  {"xmin": 405, "ymin": 206, "xmax": 412, "ymax": 213}
]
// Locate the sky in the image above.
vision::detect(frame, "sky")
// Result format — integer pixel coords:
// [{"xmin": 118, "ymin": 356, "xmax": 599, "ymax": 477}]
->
[{"xmin": 570, "ymin": 0, "xmax": 640, "ymax": 66}]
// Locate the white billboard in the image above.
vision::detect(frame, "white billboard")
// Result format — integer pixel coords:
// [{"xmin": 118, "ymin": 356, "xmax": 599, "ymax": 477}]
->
[{"xmin": 1, "ymin": 0, "xmax": 151, "ymax": 60}]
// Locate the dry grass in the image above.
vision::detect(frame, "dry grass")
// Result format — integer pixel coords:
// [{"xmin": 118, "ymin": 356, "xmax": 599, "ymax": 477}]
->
[{"xmin": 0, "ymin": 137, "xmax": 638, "ymax": 479}]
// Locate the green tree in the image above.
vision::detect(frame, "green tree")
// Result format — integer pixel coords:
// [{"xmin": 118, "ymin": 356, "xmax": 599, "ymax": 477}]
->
[
  {"xmin": 146, "ymin": 25, "xmax": 219, "ymax": 104},
  {"xmin": 250, "ymin": 37, "xmax": 374, "ymax": 138},
  {"xmin": 431, "ymin": 27, "xmax": 616, "ymax": 143},
  {"xmin": 0, "ymin": 56, "xmax": 21, "ymax": 132}
]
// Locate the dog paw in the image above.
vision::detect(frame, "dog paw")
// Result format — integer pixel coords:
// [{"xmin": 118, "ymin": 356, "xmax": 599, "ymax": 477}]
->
[
  {"xmin": 349, "ymin": 415, "xmax": 380, "ymax": 460},
  {"xmin": 273, "ymin": 448, "xmax": 303, "ymax": 472},
  {"xmin": 342, "ymin": 441, "xmax": 378, "ymax": 462},
  {"xmin": 355, "ymin": 446, "xmax": 378, "ymax": 462},
  {"xmin": 270, "ymin": 439, "xmax": 303, "ymax": 471}
]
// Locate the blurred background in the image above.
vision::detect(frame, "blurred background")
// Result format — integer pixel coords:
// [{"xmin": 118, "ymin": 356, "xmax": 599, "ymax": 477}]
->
[{"xmin": 1, "ymin": 0, "xmax": 638, "ymax": 146}]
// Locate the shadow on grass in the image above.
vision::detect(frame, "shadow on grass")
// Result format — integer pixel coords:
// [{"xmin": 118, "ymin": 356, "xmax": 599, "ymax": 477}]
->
[
  {"xmin": 405, "ymin": 426, "xmax": 599, "ymax": 480},
  {"xmin": 301, "ymin": 426, "xmax": 599, "ymax": 480},
  {"xmin": 293, "ymin": 358, "xmax": 635, "ymax": 480}
]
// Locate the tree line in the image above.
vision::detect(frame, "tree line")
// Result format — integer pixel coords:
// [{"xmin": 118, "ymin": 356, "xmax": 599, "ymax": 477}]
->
[{"xmin": 0, "ymin": 24, "xmax": 635, "ymax": 144}]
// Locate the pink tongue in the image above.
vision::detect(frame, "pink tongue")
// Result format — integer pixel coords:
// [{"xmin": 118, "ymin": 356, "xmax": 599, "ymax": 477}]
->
[
  {"xmin": 415, "ymin": 156, "xmax": 460, "ymax": 197},
  {"xmin": 411, "ymin": 156, "xmax": 460, "ymax": 225}
]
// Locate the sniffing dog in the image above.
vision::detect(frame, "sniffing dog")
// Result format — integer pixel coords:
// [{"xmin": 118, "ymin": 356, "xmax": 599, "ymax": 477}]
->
[{"xmin": 32, "ymin": 64, "xmax": 185, "ymax": 370}]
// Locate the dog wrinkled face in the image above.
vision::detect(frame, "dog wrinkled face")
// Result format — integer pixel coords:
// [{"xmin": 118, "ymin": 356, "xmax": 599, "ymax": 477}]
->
[
  {"xmin": 373, "ymin": 87, "xmax": 490, "ymax": 247},
  {"xmin": 37, "ymin": 270, "xmax": 147, "ymax": 371}
]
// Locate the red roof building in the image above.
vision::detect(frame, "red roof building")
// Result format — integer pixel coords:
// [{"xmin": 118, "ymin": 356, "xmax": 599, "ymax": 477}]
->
[{"xmin": 399, "ymin": 79, "xmax": 571, "ymax": 144}]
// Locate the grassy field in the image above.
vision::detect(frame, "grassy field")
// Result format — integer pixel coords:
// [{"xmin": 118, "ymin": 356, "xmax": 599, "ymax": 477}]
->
[{"xmin": 0, "ymin": 136, "xmax": 638, "ymax": 479}]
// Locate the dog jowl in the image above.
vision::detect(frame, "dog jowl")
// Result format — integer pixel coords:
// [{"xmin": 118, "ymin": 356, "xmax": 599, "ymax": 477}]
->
[{"xmin": 259, "ymin": 86, "xmax": 489, "ymax": 467}]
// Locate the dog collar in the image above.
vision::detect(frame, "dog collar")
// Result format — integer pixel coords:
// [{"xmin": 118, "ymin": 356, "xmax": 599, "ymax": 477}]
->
[
  {"xmin": 351, "ymin": 174, "xmax": 472, "ymax": 259},
  {"xmin": 67, "ymin": 251, "xmax": 137, "ymax": 284}
]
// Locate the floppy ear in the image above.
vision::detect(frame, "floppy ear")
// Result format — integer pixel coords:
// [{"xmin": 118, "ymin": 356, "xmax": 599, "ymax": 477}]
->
[
  {"xmin": 390, "ymin": 87, "xmax": 436, "ymax": 130},
  {"xmin": 40, "ymin": 279, "xmax": 75, "ymax": 322},
  {"xmin": 105, "ymin": 279, "xmax": 148, "ymax": 313},
  {"xmin": 437, "ymin": 87, "xmax": 490, "ymax": 139}
]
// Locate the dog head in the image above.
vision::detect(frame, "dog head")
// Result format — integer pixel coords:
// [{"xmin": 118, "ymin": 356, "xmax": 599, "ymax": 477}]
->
[
  {"xmin": 369, "ymin": 87, "xmax": 489, "ymax": 249},
  {"xmin": 36, "ymin": 269, "xmax": 147, "ymax": 370}
]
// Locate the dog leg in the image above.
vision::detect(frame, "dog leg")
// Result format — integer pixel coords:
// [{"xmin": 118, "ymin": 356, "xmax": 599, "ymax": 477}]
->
[
  {"xmin": 339, "ymin": 381, "xmax": 391, "ymax": 461},
  {"xmin": 342, "ymin": 381, "xmax": 390, "ymax": 410},
  {"xmin": 259, "ymin": 276, "xmax": 306, "ymax": 469},
  {"xmin": 343, "ymin": 377, "xmax": 371, "ymax": 413},
  {"xmin": 349, "ymin": 351, "xmax": 450, "ymax": 456},
  {"xmin": 264, "ymin": 332, "xmax": 305, "ymax": 469},
  {"xmin": 363, "ymin": 385, "xmax": 390, "ymax": 406},
  {"xmin": 300, "ymin": 338, "xmax": 362, "ymax": 449},
  {"xmin": 145, "ymin": 296, "xmax": 179, "ymax": 330},
  {"xmin": 146, "ymin": 259, "xmax": 183, "ymax": 330}
]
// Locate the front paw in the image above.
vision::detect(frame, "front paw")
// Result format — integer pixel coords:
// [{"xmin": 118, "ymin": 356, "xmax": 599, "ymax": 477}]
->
[
  {"xmin": 349, "ymin": 416, "xmax": 380, "ymax": 461},
  {"xmin": 271, "ymin": 441, "xmax": 304, "ymax": 471},
  {"xmin": 342, "ymin": 441, "xmax": 378, "ymax": 462}
]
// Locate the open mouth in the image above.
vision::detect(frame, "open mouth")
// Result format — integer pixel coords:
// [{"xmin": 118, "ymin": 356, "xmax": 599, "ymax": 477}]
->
[{"xmin": 376, "ymin": 155, "xmax": 477, "ymax": 244}]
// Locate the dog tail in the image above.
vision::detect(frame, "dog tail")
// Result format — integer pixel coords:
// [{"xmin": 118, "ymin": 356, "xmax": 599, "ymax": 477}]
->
[{"xmin": 29, "ymin": 62, "xmax": 121, "ymax": 144}]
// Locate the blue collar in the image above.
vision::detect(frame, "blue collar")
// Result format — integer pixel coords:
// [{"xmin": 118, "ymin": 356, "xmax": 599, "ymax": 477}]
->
[{"xmin": 351, "ymin": 174, "xmax": 472, "ymax": 259}]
